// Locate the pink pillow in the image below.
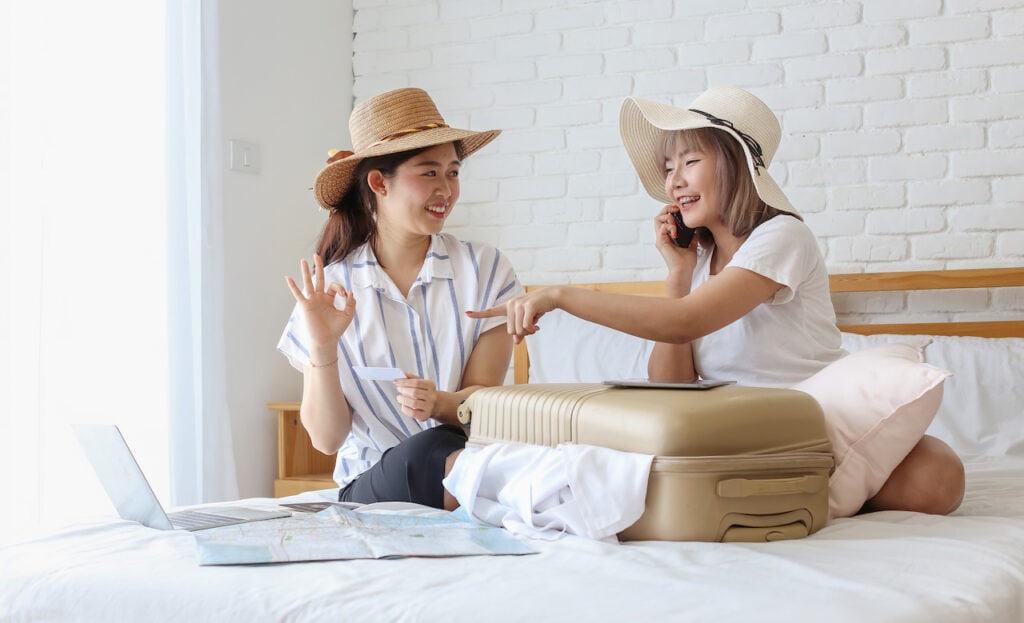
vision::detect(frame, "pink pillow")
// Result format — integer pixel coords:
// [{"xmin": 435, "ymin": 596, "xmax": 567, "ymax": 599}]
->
[{"xmin": 791, "ymin": 341, "xmax": 951, "ymax": 519}]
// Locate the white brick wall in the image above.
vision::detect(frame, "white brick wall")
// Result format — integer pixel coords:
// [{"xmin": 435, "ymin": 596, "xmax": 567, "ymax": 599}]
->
[{"xmin": 351, "ymin": 0, "xmax": 1024, "ymax": 321}]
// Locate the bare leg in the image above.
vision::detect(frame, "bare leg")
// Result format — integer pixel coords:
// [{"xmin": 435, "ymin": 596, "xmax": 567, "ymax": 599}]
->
[
  {"xmin": 442, "ymin": 449, "xmax": 464, "ymax": 512},
  {"xmin": 862, "ymin": 435, "xmax": 965, "ymax": 515}
]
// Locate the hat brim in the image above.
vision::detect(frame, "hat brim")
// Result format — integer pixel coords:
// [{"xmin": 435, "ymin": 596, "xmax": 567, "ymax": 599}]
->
[
  {"xmin": 619, "ymin": 97, "xmax": 795, "ymax": 215},
  {"xmin": 314, "ymin": 127, "xmax": 500, "ymax": 210}
]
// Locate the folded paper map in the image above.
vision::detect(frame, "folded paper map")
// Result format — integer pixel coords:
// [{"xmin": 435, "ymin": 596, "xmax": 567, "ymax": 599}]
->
[{"xmin": 194, "ymin": 506, "xmax": 536, "ymax": 565}]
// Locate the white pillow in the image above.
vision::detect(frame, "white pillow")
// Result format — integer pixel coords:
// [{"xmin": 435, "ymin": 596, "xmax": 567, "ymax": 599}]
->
[
  {"xmin": 842, "ymin": 332, "xmax": 1024, "ymax": 458},
  {"xmin": 526, "ymin": 310, "xmax": 651, "ymax": 383},
  {"xmin": 793, "ymin": 341, "xmax": 951, "ymax": 519}
]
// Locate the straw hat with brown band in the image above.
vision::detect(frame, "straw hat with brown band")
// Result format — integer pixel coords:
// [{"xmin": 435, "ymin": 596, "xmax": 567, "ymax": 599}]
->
[
  {"xmin": 619, "ymin": 86, "xmax": 796, "ymax": 215},
  {"xmin": 314, "ymin": 87, "xmax": 501, "ymax": 210}
]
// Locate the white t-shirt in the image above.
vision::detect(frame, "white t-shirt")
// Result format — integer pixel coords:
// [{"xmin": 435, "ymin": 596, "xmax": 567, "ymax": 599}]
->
[
  {"xmin": 277, "ymin": 233, "xmax": 523, "ymax": 487},
  {"xmin": 691, "ymin": 215, "xmax": 844, "ymax": 388}
]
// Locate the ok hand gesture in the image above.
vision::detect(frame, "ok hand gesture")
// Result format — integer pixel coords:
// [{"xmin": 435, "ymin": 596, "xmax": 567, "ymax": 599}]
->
[{"xmin": 285, "ymin": 254, "xmax": 356, "ymax": 351}]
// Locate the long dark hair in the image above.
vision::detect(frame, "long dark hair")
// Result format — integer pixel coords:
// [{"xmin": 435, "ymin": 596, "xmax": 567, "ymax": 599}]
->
[{"xmin": 315, "ymin": 146, "xmax": 433, "ymax": 266}]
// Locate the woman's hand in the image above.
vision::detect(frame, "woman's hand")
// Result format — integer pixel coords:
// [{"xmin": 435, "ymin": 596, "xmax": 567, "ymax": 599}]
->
[
  {"xmin": 285, "ymin": 254, "xmax": 356, "ymax": 356},
  {"xmin": 654, "ymin": 205, "xmax": 697, "ymax": 272},
  {"xmin": 393, "ymin": 374, "xmax": 438, "ymax": 422},
  {"xmin": 465, "ymin": 287, "xmax": 560, "ymax": 344}
]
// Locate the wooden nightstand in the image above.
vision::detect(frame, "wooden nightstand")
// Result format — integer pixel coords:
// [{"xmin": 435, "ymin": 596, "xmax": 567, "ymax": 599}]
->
[{"xmin": 268, "ymin": 402, "xmax": 337, "ymax": 496}]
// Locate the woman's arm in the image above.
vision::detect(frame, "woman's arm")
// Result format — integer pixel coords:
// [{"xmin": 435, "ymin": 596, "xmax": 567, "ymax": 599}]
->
[
  {"xmin": 442, "ymin": 324, "xmax": 515, "ymax": 423},
  {"xmin": 285, "ymin": 255, "xmax": 358, "ymax": 454},
  {"xmin": 394, "ymin": 325, "xmax": 514, "ymax": 426},
  {"xmin": 299, "ymin": 357, "xmax": 353, "ymax": 455},
  {"xmin": 469, "ymin": 266, "xmax": 782, "ymax": 345},
  {"xmin": 646, "ymin": 206, "xmax": 700, "ymax": 380},
  {"xmin": 647, "ymin": 268, "xmax": 697, "ymax": 381}
]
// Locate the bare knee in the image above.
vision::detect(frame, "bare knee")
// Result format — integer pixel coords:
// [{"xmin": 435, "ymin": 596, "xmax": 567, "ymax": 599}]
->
[
  {"xmin": 442, "ymin": 449, "xmax": 463, "ymax": 512},
  {"xmin": 864, "ymin": 435, "xmax": 965, "ymax": 515}
]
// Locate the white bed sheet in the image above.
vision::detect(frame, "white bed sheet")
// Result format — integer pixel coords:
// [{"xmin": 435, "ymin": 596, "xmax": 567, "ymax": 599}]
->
[{"xmin": 2, "ymin": 455, "xmax": 1023, "ymax": 623}]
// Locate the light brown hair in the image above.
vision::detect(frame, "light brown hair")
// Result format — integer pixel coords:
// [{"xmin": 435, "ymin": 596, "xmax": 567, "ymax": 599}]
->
[{"xmin": 658, "ymin": 127, "xmax": 797, "ymax": 247}]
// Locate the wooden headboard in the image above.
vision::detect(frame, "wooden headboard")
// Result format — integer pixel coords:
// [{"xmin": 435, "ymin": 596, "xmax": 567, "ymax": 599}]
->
[{"xmin": 512, "ymin": 267, "xmax": 1024, "ymax": 384}]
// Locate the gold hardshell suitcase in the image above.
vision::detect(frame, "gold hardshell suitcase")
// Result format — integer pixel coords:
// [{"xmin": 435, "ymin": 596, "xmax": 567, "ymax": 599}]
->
[{"xmin": 457, "ymin": 383, "xmax": 833, "ymax": 543}]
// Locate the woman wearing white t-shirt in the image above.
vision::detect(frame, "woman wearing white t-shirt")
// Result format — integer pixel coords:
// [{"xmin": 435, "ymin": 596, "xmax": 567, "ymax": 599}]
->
[
  {"xmin": 470, "ymin": 87, "xmax": 964, "ymax": 516},
  {"xmin": 278, "ymin": 88, "xmax": 522, "ymax": 510}
]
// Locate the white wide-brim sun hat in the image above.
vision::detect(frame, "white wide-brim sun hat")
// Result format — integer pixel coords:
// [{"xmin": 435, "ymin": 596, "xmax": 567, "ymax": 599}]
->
[{"xmin": 619, "ymin": 86, "xmax": 795, "ymax": 215}]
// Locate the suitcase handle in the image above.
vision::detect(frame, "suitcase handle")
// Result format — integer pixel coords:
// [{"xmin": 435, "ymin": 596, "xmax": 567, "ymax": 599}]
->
[
  {"xmin": 719, "ymin": 509, "xmax": 814, "ymax": 542},
  {"xmin": 716, "ymin": 475, "xmax": 826, "ymax": 498},
  {"xmin": 456, "ymin": 399, "xmax": 472, "ymax": 425},
  {"xmin": 722, "ymin": 521, "xmax": 809, "ymax": 542}
]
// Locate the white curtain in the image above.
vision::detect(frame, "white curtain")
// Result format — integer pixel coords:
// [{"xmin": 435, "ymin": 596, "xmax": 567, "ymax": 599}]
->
[
  {"xmin": 166, "ymin": 0, "xmax": 238, "ymax": 509},
  {"xmin": 2, "ymin": 0, "xmax": 237, "ymax": 543}
]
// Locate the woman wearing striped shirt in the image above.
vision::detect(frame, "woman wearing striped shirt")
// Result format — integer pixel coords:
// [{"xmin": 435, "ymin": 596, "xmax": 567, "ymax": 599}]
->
[{"xmin": 278, "ymin": 88, "xmax": 522, "ymax": 510}]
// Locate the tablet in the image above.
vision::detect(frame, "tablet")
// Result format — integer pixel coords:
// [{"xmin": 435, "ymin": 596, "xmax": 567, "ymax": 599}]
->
[{"xmin": 602, "ymin": 378, "xmax": 736, "ymax": 390}]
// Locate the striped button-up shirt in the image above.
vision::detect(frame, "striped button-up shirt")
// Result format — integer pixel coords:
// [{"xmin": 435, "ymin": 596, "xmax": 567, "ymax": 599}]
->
[{"xmin": 278, "ymin": 233, "xmax": 523, "ymax": 487}]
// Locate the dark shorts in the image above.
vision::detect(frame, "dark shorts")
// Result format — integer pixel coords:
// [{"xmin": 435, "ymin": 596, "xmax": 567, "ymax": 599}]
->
[{"xmin": 338, "ymin": 424, "xmax": 468, "ymax": 509}]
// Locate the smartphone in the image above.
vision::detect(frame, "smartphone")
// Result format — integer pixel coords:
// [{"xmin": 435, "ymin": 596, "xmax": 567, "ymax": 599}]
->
[{"xmin": 670, "ymin": 211, "xmax": 696, "ymax": 248}]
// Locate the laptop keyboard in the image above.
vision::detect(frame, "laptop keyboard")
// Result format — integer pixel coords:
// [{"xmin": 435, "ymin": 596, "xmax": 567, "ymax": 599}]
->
[{"xmin": 169, "ymin": 510, "xmax": 243, "ymax": 531}]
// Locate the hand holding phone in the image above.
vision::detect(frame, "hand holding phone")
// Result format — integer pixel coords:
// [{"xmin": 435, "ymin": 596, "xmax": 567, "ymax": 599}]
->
[{"xmin": 670, "ymin": 211, "xmax": 696, "ymax": 248}]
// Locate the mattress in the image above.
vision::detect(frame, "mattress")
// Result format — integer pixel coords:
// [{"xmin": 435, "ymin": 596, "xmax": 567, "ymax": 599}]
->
[{"xmin": 1, "ymin": 455, "xmax": 1023, "ymax": 623}]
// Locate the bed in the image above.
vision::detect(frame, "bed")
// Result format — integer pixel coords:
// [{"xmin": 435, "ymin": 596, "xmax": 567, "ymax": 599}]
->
[{"xmin": 3, "ymin": 267, "xmax": 1024, "ymax": 623}]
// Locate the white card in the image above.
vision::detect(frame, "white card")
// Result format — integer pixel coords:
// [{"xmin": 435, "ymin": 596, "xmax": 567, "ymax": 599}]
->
[{"xmin": 352, "ymin": 366, "xmax": 405, "ymax": 381}]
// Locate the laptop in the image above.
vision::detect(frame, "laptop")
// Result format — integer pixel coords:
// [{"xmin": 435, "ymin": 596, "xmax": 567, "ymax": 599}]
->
[{"xmin": 73, "ymin": 424, "xmax": 290, "ymax": 531}]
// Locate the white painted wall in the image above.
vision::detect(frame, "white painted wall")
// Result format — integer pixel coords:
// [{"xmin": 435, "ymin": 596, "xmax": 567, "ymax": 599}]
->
[{"xmin": 214, "ymin": 0, "xmax": 351, "ymax": 497}]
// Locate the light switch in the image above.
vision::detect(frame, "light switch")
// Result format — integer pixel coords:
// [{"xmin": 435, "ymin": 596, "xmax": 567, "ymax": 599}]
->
[{"xmin": 229, "ymin": 140, "xmax": 261, "ymax": 174}]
